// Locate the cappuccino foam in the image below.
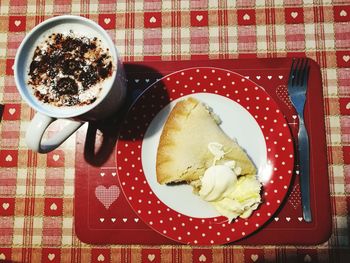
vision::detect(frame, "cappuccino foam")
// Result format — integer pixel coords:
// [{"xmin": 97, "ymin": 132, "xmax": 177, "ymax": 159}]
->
[{"xmin": 27, "ymin": 30, "xmax": 114, "ymax": 107}]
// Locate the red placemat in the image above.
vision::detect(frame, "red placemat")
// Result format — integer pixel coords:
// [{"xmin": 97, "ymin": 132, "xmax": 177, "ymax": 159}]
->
[{"xmin": 75, "ymin": 58, "xmax": 332, "ymax": 245}]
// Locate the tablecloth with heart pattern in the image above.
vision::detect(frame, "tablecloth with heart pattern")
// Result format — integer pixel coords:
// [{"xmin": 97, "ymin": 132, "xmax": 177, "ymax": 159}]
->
[{"xmin": 0, "ymin": 1, "xmax": 350, "ymax": 262}]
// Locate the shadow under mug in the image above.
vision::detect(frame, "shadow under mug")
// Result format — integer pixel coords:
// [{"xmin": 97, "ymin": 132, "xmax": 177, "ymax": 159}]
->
[{"xmin": 14, "ymin": 15, "xmax": 126, "ymax": 153}]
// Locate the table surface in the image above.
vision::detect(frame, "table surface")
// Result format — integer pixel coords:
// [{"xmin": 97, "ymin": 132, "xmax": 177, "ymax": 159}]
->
[{"xmin": 0, "ymin": 1, "xmax": 350, "ymax": 263}]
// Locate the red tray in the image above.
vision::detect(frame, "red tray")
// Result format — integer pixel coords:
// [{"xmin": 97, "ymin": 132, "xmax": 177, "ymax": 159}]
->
[{"xmin": 75, "ymin": 58, "xmax": 332, "ymax": 245}]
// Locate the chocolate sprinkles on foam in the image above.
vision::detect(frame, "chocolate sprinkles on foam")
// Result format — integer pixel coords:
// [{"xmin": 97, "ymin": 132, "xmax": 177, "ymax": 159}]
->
[{"xmin": 28, "ymin": 30, "xmax": 113, "ymax": 107}]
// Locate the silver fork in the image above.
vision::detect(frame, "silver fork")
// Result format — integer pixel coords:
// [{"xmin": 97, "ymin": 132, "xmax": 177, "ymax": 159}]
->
[{"xmin": 287, "ymin": 58, "xmax": 312, "ymax": 222}]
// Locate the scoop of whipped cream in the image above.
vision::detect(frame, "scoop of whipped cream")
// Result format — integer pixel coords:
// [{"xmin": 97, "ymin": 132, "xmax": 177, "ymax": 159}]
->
[
  {"xmin": 197, "ymin": 142, "xmax": 261, "ymax": 222},
  {"xmin": 199, "ymin": 164, "xmax": 237, "ymax": 202}
]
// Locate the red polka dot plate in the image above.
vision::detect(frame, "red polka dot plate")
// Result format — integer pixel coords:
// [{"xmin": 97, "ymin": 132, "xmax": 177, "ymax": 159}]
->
[{"xmin": 116, "ymin": 67, "xmax": 294, "ymax": 245}]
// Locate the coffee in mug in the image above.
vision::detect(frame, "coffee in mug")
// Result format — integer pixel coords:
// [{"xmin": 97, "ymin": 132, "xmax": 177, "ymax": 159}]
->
[{"xmin": 14, "ymin": 15, "xmax": 126, "ymax": 153}]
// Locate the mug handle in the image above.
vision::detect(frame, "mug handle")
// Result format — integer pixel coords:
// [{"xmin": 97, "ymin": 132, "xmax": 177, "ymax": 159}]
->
[{"xmin": 26, "ymin": 112, "xmax": 83, "ymax": 153}]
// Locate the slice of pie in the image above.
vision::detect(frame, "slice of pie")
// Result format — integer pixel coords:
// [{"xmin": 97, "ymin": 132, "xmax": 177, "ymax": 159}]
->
[{"xmin": 156, "ymin": 97, "xmax": 257, "ymax": 185}]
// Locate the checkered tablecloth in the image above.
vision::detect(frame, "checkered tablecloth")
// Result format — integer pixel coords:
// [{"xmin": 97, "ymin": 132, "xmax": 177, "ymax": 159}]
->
[{"xmin": 0, "ymin": 1, "xmax": 349, "ymax": 262}]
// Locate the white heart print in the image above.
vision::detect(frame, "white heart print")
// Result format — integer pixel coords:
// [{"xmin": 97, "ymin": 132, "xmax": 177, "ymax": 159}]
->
[
  {"xmin": 149, "ymin": 16, "xmax": 157, "ymax": 23},
  {"xmin": 340, "ymin": 10, "xmax": 347, "ymax": 17},
  {"xmin": 291, "ymin": 12, "xmax": 298, "ymax": 19},
  {"xmin": 196, "ymin": 15, "xmax": 203, "ymax": 22}
]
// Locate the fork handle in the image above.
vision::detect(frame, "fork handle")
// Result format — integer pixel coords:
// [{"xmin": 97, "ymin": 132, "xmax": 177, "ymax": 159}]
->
[{"xmin": 298, "ymin": 117, "xmax": 312, "ymax": 222}]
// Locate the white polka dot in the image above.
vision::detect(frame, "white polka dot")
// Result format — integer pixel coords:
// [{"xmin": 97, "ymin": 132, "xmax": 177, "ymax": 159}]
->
[{"xmin": 202, "ymin": 233, "xmax": 206, "ymax": 237}]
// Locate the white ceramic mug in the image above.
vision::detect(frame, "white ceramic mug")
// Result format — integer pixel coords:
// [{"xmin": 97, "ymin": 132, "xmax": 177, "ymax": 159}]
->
[{"xmin": 14, "ymin": 15, "xmax": 126, "ymax": 153}]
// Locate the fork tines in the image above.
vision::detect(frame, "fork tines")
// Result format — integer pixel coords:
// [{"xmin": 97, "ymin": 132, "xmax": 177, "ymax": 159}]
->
[{"xmin": 289, "ymin": 58, "xmax": 310, "ymax": 87}]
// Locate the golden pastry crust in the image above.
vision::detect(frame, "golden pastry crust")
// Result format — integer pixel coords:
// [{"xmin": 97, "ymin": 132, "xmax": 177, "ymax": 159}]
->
[{"xmin": 156, "ymin": 97, "xmax": 256, "ymax": 184}]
